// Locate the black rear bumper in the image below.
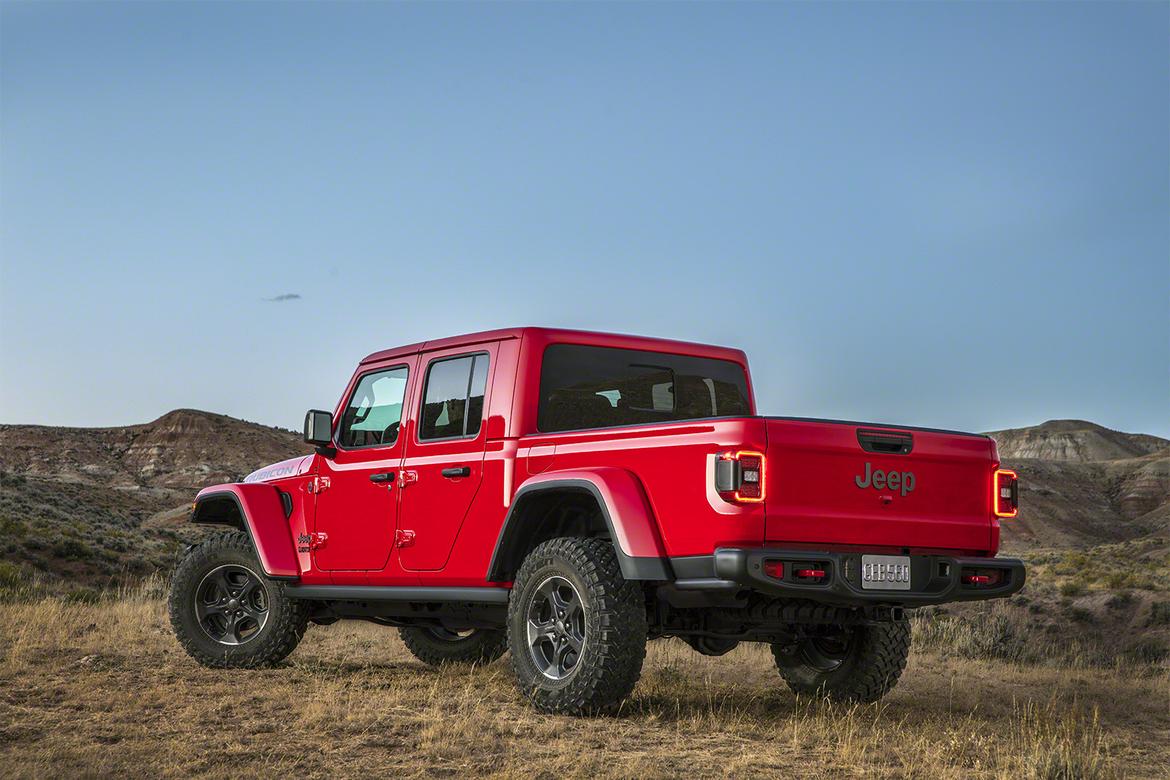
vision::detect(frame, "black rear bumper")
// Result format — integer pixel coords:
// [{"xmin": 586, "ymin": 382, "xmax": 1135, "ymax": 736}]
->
[{"xmin": 671, "ymin": 548, "xmax": 1025, "ymax": 607}]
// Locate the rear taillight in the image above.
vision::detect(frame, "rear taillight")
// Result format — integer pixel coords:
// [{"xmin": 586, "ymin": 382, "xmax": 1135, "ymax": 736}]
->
[
  {"xmin": 714, "ymin": 450, "xmax": 766, "ymax": 503},
  {"xmin": 993, "ymin": 468, "xmax": 1019, "ymax": 518}
]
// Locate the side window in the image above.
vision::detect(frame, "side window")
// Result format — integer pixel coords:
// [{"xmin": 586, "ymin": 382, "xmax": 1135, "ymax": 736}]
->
[
  {"xmin": 337, "ymin": 366, "xmax": 409, "ymax": 448},
  {"xmin": 537, "ymin": 345, "xmax": 751, "ymax": 432},
  {"xmin": 419, "ymin": 353, "xmax": 489, "ymax": 440}
]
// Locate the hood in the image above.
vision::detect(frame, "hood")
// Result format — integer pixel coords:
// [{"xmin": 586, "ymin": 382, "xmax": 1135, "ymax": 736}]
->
[{"xmin": 243, "ymin": 455, "xmax": 314, "ymax": 484}]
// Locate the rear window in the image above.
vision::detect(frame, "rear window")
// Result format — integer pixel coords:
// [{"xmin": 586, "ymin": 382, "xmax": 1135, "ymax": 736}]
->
[{"xmin": 537, "ymin": 344, "xmax": 751, "ymax": 432}]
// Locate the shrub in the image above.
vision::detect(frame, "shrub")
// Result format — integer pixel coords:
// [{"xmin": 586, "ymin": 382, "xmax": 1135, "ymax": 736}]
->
[
  {"xmin": 915, "ymin": 612, "xmax": 1030, "ymax": 663},
  {"xmin": 1059, "ymin": 581, "xmax": 1086, "ymax": 598},
  {"xmin": 52, "ymin": 538, "xmax": 94, "ymax": 561},
  {"xmin": 1124, "ymin": 636, "xmax": 1169, "ymax": 664},
  {"xmin": 0, "ymin": 471, "xmax": 27, "ymax": 488},
  {"xmin": 1147, "ymin": 601, "xmax": 1170, "ymax": 627},
  {"xmin": 1104, "ymin": 571, "xmax": 1143, "ymax": 590},
  {"xmin": 0, "ymin": 514, "xmax": 28, "ymax": 539},
  {"xmin": 64, "ymin": 587, "xmax": 102, "ymax": 604},
  {"xmin": 0, "ymin": 560, "xmax": 24, "ymax": 588},
  {"xmin": 1105, "ymin": 591, "xmax": 1134, "ymax": 610}
]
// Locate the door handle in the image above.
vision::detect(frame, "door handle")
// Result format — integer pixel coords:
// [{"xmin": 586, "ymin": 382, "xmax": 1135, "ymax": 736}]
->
[
  {"xmin": 441, "ymin": 466, "xmax": 471, "ymax": 478},
  {"xmin": 369, "ymin": 471, "xmax": 396, "ymax": 484}
]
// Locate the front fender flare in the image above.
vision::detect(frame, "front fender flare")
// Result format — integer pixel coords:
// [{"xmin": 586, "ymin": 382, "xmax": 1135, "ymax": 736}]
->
[
  {"xmin": 191, "ymin": 483, "xmax": 300, "ymax": 579},
  {"xmin": 487, "ymin": 467, "xmax": 671, "ymax": 582}
]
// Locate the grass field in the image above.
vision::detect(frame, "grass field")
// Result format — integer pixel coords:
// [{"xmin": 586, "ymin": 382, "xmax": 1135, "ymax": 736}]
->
[{"xmin": 1, "ymin": 582, "xmax": 1167, "ymax": 779}]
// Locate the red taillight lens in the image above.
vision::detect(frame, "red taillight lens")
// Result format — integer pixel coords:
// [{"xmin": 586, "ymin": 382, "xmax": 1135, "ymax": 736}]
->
[
  {"xmin": 714, "ymin": 450, "xmax": 766, "ymax": 504},
  {"xmin": 994, "ymin": 468, "xmax": 1018, "ymax": 518},
  {"xmin": 763, "ymin": 560, "xmax": 784, "ymax": 579},
  {"xmin": 736, "ymin": 454, "xmax": 763, "ymax": 501}
]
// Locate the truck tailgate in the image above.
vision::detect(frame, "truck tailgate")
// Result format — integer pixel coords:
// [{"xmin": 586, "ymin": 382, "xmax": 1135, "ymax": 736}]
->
[{"xmin": 764, "ymin": 419, "xmax": 997, "ymax": 554}]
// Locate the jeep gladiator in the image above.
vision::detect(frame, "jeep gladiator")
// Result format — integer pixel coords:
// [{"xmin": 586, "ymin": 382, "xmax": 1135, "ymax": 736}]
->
[{"xmin": 170, "ymin": 327, "xmax": 1024, "ymax": 714}]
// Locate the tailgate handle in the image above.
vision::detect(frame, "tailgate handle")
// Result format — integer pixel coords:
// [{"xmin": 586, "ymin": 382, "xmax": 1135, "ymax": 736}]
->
[{"xmin": 857, "ymin": 429, "xmax": 913, "ymax": 455}]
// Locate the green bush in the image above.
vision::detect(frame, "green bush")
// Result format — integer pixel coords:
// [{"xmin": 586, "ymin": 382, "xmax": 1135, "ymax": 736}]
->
[{"xmin": 52, "ymin": 538, "xmax": 94, "ymax": 561}]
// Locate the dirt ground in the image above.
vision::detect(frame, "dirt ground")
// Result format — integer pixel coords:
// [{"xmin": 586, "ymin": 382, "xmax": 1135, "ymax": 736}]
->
[{"xmin": 1, "ymin": 592, "xmax": 1167, "ymax": 779}]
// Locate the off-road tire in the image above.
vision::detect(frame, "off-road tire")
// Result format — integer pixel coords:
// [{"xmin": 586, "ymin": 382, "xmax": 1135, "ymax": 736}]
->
[
  {"xmin": 169, "ymin": 530, "xmax": 309, "ymax": 668},
  {"xmin": 771, "ymin": 620, "xmax": 911, "ymax": 703},
  {"xmin": 507, "ymin": 537, "xmax": 647, "ymax": 715},
  {"xmin": 398, "ymin": 627, "xmax": 507, "ymax": 666}
]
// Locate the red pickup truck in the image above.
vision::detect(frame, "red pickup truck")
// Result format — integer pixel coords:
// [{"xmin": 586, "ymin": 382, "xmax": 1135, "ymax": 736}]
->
[{"xmin": 169, "ymin": 327, "xmax": 1024, "ymax": 714}]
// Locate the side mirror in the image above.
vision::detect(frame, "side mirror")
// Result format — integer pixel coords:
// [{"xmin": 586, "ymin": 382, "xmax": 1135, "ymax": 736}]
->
[{"xmin": 303, "ymin": 410, "xmax": 334, "ymax": 447}]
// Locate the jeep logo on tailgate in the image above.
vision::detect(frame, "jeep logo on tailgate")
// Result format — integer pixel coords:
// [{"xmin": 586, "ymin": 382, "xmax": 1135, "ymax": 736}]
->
[{"xmin": 855, "ymin": 462, "xmax": 915, "ymax": 497}]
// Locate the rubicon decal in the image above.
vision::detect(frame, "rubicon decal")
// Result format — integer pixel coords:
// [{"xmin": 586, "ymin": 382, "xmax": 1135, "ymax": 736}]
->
[{"xmin": 855, "ymin": 462, "xmax": 916, "ymax": 497}]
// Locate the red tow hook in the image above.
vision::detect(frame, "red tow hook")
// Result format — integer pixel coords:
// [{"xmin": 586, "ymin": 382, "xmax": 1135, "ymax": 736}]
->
[
  {"xmin": 795, "ymin": 569, "xmax": 826, "ymax": 580},
  {"xmin": 962, "ymin": 574, "xmax": 992, "ymax": 585}
]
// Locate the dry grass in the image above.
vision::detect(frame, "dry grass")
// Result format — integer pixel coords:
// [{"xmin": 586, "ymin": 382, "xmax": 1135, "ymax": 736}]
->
[{"xmin": 1, "ymin": 582, "xmax": 1167, "ymax": 779}]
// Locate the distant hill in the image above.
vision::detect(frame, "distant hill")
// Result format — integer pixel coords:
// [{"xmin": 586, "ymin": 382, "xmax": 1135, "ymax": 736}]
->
[
  {"xmin": 0, "ymin": 410, "xmax": 308, "ymax": 585},
  {"xmin": 987, "ymin": 419, "xmax": 1168, "ymax": 462},
  {"xmin": 987, "ymin": 421, "xmax": 1169, "ymax": 551},
  {"xmin": 0, "ymin": 409, "xmax": 307, "ymax": 491}
]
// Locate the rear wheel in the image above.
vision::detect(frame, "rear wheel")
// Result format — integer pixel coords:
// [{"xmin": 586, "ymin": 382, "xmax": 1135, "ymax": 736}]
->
[
  {"xmin": 771, "ymin": 620, "xmax": 911, "ymax": 703},
  {"xmin": 507, "ymin": 537, "xmax": 647, "ymax": 715},
  {"xmin": 169, "ymin": 530, "xmax": 309, "ymax": 668},
  {"xmin": 398, "ymin": 626, "xmax": 507, "ymax": 666}
]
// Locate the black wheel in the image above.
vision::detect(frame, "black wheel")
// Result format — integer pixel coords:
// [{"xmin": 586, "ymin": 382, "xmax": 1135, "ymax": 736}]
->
[
  {"xmin": 398, "ymin": 626, "xmax": 506, "ymax": 666},
  {"xmin": 169, "ymin": 530, "xmax": 309, "ymax": 668},
  {"xmin": 771, "ymin": 620, "xmax": 911, "ymax": 703},
  {"xmin": 507, "ymin": 537, "xmax": 647, "ymax": 715}
]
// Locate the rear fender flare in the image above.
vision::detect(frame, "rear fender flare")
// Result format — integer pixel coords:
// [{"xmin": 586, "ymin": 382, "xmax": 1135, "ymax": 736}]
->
[
  {"xmin": 190, "ymin": 483, "xmax": 300, "ymax": 579},
  {"xmin": 487, "ymin": 467, "xmax": 671, "ymax": 582}
]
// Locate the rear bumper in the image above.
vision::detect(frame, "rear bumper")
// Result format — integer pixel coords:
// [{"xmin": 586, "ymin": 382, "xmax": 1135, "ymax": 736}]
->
[{"xmin": 672, "ymin": 548, "xmax": 1025, "ymax": 607}]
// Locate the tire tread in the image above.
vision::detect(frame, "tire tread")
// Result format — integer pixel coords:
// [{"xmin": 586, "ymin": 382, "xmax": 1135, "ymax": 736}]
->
[
  {"xmin": 772, "ymin": 620, "xmax": 911, "ymax": 703},
  {"xmin": 508, "ymin": 536, "xmax": 647, "ymax": 715},
  {"xmin": 168, "ymin": 530, "xmax": 309, "ymax": 669},
  {"xmin": 399, "ymin": 627, "xmax": 507, "ymax": 666}
]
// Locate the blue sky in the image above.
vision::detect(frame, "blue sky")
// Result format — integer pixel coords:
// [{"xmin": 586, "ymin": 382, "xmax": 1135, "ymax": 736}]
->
[{"xmin": 2, "ymin": 2, "xmax": 1167, "ymax": 437}]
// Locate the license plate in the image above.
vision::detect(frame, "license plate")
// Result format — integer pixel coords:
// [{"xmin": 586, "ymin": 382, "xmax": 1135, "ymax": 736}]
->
[{"xmin": 861, "ymin": 555, "xmax": 912, "ymax": 590}]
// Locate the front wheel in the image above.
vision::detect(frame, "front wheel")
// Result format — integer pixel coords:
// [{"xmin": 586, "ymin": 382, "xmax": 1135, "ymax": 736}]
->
[
  {"xmin": 169, "ymin": 530, "xmax": 309, "ymax": 668},
  {"xmin": 507, "ymin": 537, "xmax": 648, "ymax": 715},
  {"xmin": 771, "ymin": 620, "xmax": 911, "ymax": 703}
]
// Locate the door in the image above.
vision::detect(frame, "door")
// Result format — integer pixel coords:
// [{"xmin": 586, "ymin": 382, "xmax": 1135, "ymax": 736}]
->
[
  {"xmin": 312, "ymin": 361, "xmax": 413, "ymax": 571},
  {"xmin": 397, "ymin": 346, "xmax": 495, "ymax": 571}
]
